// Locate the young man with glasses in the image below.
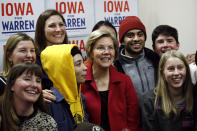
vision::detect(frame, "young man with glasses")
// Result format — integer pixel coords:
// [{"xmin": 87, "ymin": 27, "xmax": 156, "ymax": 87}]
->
[{"xmin": 114, "ymin": 16, "xmax": 159, "ymax": 98}]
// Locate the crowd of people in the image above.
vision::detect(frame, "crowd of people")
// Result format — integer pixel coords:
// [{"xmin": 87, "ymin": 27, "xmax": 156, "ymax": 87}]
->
[{"xmin": 0, "ymin": 9, "xmax": 196, "ymax": 131}]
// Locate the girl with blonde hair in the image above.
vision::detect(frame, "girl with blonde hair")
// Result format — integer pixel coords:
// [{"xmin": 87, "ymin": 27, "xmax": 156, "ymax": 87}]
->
[
  {"xmin": 0, "ymin": 33, "xmax": 36, "ymax": 95},
  {"xmin": 141, "ymin": 50, "xmax": 194, "ymax": 131}
]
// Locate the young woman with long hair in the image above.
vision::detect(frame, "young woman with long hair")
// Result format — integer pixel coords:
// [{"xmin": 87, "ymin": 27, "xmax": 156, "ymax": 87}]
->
[{"xmin": 141, "ymin": 50, "xmax": 194, "ymax": 131}]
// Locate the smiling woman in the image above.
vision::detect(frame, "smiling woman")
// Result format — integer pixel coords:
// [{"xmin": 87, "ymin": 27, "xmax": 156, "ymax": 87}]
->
[
  {"xmin": 0, "ymin": 33, "xmax": 36, "ymax": 96},
  {"xmin": 141, "ymin": 50, "xmax": 194, "ymax": 131},
  {"xmin": 0, "ymin": 63, "xmax": 57, "ymax": 131},
  {"xmin": 1, "ymin": 33, "xmax": 36, "ymax": 76},
  {"xmin": 44, "ymin": 15, "xmax": 66, "ymax": 46},
  {"xmin": 35, "ymin": 9, "xmax": 68, "ymax": 54},
  {"xmin": 34, "ymin": 9, "xmax": 68, "ymax": 90},
  {"xmin": 82, "ymin": 30, "xmax": 141, "ymax": 131}
]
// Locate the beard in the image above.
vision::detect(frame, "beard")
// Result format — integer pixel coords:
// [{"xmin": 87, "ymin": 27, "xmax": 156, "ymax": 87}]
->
[{"xmin": 124, "ymin": 41, "xmax": 144, "ymax": 56}]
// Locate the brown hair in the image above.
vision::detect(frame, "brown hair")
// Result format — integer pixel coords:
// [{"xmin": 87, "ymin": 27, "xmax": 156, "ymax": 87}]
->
[
  {"xmin": 35, "ymin": 9, "xmax": 68, "ymax": 54},
  {"xmin": 0, "ymin": 63, "xmax": 47, "ymax": 131}
]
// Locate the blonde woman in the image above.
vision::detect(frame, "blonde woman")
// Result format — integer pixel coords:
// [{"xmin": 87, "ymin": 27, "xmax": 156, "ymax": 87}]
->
[
  {"xmin": 82, "ymin": 30, "xmax": 141, "ymax": 131},
  {"xmin": 0, "ymin": 33, "xmax": 36, "ymax": 95},
  {"xmin": 141, "ymin": 50, "xmax": 194, "ymax": 131}
]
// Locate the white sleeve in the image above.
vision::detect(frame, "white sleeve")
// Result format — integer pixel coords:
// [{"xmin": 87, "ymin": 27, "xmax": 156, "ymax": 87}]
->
[{"xmin": 189, "ymin": 63, "xmax": 197, "ymax": 85}]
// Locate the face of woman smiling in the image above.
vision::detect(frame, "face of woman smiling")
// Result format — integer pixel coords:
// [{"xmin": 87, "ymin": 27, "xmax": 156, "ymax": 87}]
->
[
  {"xmin": 44, "ymin": 15, "xmax": 66, "ymax": 46},
  {"xmin": 8, "ymin": 40, "xmax": 36, "ymax": 65},
  {"xmin": 11, "ymin": 71, "xmax": 42, "ymax": 105},
  {"xmin": 91, "ymin": 36, "xmax": 115, "ymax": 68},
  {"xmin": 163, "ymin": 57, "xmax": 186, "ymax": 91}
]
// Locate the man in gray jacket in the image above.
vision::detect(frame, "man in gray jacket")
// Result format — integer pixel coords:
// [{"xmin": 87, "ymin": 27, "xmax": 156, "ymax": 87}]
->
[{"xmin": 114, "ymin": 16, "xmax": 159, "ymax": 98}]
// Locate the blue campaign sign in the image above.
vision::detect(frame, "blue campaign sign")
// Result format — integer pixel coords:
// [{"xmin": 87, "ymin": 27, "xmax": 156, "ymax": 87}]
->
[
  {"xmin": 0, "ymin": 0, "xmax": 138, "ymax": 71},
  {"xmin": 0, "ymin": 1, "xmax": 44, "ymax": 40}
]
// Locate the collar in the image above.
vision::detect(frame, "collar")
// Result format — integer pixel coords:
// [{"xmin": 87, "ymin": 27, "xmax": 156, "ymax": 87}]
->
[
  {"xmin": 85, "ymin": 64, "xmax": 121, "ymax": 84},
  {"xmin": 120, "ymin": 48, "xmax": 145, "ymax": 60},
  {"xmin": 119, "ymin": 49, "xmax": 145, "ymax": 64},
  {"xmin": 85, "ymin": 64, "xmax": 94, "ymax": 81},
  {"xmin": 109, "ymin": 66, "xmax": 122, "ymax": 83},
  {"xmin": 18, "ymin": 107, "xmax": 38, "ymax": 124}
]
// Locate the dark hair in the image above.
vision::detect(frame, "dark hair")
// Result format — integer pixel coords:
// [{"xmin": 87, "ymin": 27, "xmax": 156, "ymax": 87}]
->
[
  {"xmin": 71, "ymin": 46, "xmax": 82, "ymax": 57},
  {"xmin": 152, "ymin": 25, "xmax": 179, "ymax": 49},
  {"xmin": 1, "ymin": 63, "xmax": 47, "ymax": 131},
  {"xmin": 92, "ymin": 20, "xmax": 117, "ymax": 38},
  {"xmin": 35, "ymin": 9, "xmax": 68, "ymax": 54}
]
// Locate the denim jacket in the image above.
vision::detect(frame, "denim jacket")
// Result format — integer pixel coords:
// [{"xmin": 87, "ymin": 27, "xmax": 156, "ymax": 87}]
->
[{"xmin": 47, "ymin": 87, "xmax": 75, "ymax": 131}]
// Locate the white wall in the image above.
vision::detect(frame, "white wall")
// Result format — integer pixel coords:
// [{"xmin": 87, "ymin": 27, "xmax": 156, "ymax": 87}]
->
[{"xmin": 138, "ymin": 0, "xmax": 197, "ymax": 55}]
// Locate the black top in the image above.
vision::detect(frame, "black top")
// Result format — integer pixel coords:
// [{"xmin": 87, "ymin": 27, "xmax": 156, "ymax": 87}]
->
[
  {"xmin": 18, "ymin": 107, "xmax": 38, "ymax": 124},
  {"xmin": 99, "ymin": 90, "xmax": 111, "ymax": 131},
  {"xmin": 141, "ymin": 89, "xmax": 194, "ymax": 131},
  {"xmin": 194, "ymin": 84, "xmax": 197, "ymax": 130},
  {"xmin": 0, "ymin": 76, "xmax": 6, "ymax": 96}
]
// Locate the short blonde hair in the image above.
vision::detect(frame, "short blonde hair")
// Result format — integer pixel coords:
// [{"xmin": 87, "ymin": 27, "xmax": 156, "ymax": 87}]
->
[
  {"xmin": 86, "ymin": 30, "xmax": 119, "ymax": 62},
  {"xmin": 154, "ymin": 50, "xmax": 193, "ymax": 117}
]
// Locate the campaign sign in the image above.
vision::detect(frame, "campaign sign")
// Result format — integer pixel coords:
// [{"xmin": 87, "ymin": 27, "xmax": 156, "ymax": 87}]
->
[
  {"xmin": 95, "ymin": 0, "xmax": 138, "ymax": 29},
  {"xmin": 0, "ymin": 0, "xmax": 44, "ymax": 40},
  {"xmin": 68, "ymin": 36, "xmax": 88, "ymax": 60},
  {"xmin": 0, "ymin": 42, "xmax": 6, "ymax": 71},
  {"xmin": 0, "ymin": 0, "xmax": 138, "ymax": 71},
  {"xmin": 46, "ymin": 0, "xmax": 94, "ymax": 37}
]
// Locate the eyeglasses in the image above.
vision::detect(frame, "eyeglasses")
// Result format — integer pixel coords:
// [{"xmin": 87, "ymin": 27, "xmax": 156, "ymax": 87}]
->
[{"xmin": 95, "ymin": 46, "xmax": 114, "ymax": 52}]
